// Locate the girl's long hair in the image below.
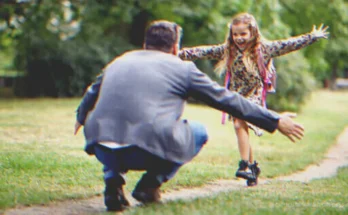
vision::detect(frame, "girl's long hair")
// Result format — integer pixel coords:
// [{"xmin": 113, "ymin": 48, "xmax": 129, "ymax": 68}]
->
[{"xmin": 216, "ymin": 13, "xmax": 269, "ymax": 84}]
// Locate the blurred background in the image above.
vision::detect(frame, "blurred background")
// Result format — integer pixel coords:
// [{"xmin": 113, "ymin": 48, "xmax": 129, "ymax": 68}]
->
[{"xmin": 0, "ymin": 0, "xmax": 347, "ymax": 111}]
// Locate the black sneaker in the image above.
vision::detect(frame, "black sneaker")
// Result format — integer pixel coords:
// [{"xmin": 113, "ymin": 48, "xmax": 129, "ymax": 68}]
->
[
  {"xmin": 104, "ymin": 178, "xmax": 130, "ymax": 211},
  {"xmin": 246, "ymin": 161, "xmax": 261, "ymax": 186},
  {"xmin": 235, "ymin": 160, "xmax": 254, "ymax": 180}
]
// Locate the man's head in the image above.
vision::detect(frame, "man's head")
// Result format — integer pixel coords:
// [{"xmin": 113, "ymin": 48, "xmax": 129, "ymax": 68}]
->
[{"xmin": 144, "ymin": 20, "xmax": 182, "ymax": 55}]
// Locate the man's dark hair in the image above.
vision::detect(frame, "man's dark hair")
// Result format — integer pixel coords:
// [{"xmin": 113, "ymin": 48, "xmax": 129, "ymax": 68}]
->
[{"xmin": 144, "ymin": 20, "xmax": 182, "ymax": 52}]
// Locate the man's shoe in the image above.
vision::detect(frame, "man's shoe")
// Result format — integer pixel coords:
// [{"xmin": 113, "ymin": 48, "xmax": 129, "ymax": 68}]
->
[
  {"xmin": 132, "ymin": 187, "xmax": 161, "ymax": 204},
  {"xmin": 132, "ymin": 173, "xmax": 162, "ymax": 204},
  {"xmin": 104, "ymin": 178, "xmax": 130, "ymax": 211}
]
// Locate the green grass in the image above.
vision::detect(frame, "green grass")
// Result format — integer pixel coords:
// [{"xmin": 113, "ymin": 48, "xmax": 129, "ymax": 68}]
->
[
  {"xmin": 0, "ymin": 90, "xmax": 348, "ymax": 212},
  {"xmin": 122, "ymin": 167, "xmax": 348, "ymax": 215}
]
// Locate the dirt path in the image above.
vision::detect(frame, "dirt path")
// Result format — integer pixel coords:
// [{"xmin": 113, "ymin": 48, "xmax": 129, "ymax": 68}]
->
[{"xmin": 4, "ymin": 127, "xmax": 348, "ymax": 215}]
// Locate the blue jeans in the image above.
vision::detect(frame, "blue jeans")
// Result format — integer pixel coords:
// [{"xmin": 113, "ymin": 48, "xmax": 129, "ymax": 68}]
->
[{"xmin": 94, "ymin": 121, "xmax": 208, "ymax": 185}]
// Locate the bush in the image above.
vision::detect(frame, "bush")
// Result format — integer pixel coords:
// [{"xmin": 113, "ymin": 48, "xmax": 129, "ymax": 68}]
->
[{"xmin": 267, "ymin": 53, "xmax": 317, "ymax": 112}]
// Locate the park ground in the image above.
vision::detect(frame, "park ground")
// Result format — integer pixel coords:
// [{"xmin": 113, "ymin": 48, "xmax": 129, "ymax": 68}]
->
[{"xmin": 1, "ymin": 90, "xmax": 348, "ymax": 215}]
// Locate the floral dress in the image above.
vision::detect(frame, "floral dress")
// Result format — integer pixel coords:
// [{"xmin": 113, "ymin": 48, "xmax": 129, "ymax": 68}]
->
[{"xmin": 179, "ymin": 32, "xmax": 319, "ymax": 136}]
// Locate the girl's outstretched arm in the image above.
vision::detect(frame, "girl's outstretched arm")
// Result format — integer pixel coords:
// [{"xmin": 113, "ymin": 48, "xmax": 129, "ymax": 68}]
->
[
  {"xmin": 264, "ymin": 24, "xmax": 329, "ymax": 58},
  {"xmin": 178, "ymin": 44, "xmax": 226, "ymax": 61}
]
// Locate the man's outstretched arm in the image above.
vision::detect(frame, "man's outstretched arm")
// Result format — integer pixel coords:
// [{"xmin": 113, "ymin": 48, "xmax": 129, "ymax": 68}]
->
[{"xmin": 186, "ymin": 62, "xmax": 304, "ymax": 141}]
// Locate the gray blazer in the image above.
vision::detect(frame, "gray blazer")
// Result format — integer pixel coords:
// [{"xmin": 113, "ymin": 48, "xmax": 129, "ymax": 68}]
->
[{"xmin": 79, "ymin": 50, "xmax": 279, "ymax": 164}]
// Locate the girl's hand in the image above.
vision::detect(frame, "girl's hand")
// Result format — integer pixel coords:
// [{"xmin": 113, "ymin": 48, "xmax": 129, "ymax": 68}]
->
[{"xmin": 311, "ymin": 24, "xmax": 330, "ymax": 39}]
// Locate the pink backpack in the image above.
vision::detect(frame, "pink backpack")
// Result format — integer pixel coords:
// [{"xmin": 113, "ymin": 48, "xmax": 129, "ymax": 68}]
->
[{"xmin": 266, "ymin": 59, "xmax": 276, "ymax": 94}]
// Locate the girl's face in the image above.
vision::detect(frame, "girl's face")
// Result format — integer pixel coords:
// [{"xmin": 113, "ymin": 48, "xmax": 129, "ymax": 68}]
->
[{"xmin": 231, "ymin": 23, "xmax": 252, "ymax": 51}]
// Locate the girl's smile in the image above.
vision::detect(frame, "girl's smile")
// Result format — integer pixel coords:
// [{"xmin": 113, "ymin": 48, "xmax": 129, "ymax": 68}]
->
[{"xmin": 232, "ymin": 23, "xmax": 252, "ymax": 51}]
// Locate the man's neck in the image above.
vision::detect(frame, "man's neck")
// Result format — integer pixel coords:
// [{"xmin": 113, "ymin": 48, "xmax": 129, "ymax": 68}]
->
[{"xmin": 145, "ymin": 45, "xmax": 173, "ymax": 54}]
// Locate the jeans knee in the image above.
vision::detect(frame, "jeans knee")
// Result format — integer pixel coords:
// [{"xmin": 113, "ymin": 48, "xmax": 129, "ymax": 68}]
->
[
  {"xmin": 191, "ymin": 122, "xmax": 208, "ymax": 143},
  {"xmin": 188, "ymin": 121, "xmax": 208, "ymax": 155}
]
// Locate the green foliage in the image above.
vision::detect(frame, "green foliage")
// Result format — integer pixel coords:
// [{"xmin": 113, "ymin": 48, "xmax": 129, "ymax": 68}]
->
[
  {"xmin": 279, "ymin": 0, "xmax": 348, "ymax": 81},
  {"xmin": 0, "ymin": 0, "xmax": 347, "ymax": 110},
  {"xmin": 267, "ymin": 53, "xmax": 317, "ymax": 111}
]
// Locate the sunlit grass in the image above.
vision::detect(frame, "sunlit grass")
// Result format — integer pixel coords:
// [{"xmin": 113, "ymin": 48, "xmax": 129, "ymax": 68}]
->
[
  {"xmin": 122, "ymin": 167, "xmax": 348, "ymax": 215},
  {"xmin": 0, "ymin": 90, "xmax": 347, "ymax": 210}
]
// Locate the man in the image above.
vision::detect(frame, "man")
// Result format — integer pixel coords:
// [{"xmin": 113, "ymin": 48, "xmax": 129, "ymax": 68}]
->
[{"xmin": 74, "ymin": 20, "xmax": 304, "ymax": 212}]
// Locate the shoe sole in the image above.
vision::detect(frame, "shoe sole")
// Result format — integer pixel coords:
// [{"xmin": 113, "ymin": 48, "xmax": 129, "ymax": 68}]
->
[
  {"xmin": 246, "ymin": 178, "xmax": 258, "ymax": 186},
  {"xmin": 132, "ymin": 191, "xmax": 161, "ymax": 204},
  {"xmin": 236, "ymin": 172, "xmax": 255, "ymax": 181},
  {"xmin": 247, "ymin": 162, "xmax": 261, "ymax": 186}
]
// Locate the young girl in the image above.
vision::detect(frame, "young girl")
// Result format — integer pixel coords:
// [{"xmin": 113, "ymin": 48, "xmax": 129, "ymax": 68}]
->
[{"xmin": 178, "ymin": 12, "xmax": 329, "ymax": 186}]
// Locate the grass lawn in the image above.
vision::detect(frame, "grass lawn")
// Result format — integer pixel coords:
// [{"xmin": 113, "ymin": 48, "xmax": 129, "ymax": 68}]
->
[
  {"xmin": 0, "ymin": 90, "xmax": 347, "ymax": 212},
  {"xmin": 124, "ymin": 167, "xmax": 348, "ymax": 215}
]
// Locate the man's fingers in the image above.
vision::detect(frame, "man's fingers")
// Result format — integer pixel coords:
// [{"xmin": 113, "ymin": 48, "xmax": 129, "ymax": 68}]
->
[
  {"xmin": 278, "ymin": 115, "xmax": 305, "ymax": 143},
  {"xmin": 74, "ymin": 128, "xmax": 79, "ymax": 135},
  {"xmin": 288, "ymin": 124, "xmax": 305, "ymax": 141},
  {"xmin": 287, "ymin": 134, "xmax": 295, "ymax": 143},
  {"xmin": 287, "ymin": 113, "xmax": 297, "ymax": 118},
  {"xmin": 295, "ymin": 123, "xmax": 305, "ymax": 132},
  {"xmin": 282, "ymin": 112, "xmax": 297, "ymax": 118},
  {"xmin": 292, "ymin": 129, "xmax": 304, "ymax": 140},
  {"xmin": 74, "ymin": 122, "xmax": 82, "ymax": 135},
  {"xmin": 295, "ymin": 127, "xmax": 305, "ymax": 137}
]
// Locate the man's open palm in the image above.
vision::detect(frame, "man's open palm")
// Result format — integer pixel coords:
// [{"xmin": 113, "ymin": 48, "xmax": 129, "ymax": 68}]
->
[{"xmin": 277, "ymin": 112, "xmax": 305, "ymax": 142}]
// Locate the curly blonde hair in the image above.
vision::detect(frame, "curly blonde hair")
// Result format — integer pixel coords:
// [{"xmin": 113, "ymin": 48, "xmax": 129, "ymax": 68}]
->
[{"xmin": 216, "ymin": 13, "xmax": 270, "ymax": 83}]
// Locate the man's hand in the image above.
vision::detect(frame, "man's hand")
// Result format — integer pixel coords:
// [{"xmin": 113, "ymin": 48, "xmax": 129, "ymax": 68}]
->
[
  {"xmin": 277, "ymin": 112, "xmax": 304, "ymax": 142},
  {"xmin": 74, "ymin": 121, "xmax": 82, "ymax": 135}
]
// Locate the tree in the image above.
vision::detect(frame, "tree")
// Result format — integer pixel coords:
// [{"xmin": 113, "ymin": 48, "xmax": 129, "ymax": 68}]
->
[
  {"xmin": 279, "ymin": 0, "xmax": 348, "ymax": 84},
  {"xmin": 1, "ymin": 0, "xmax": 345, "ymax": 112}
]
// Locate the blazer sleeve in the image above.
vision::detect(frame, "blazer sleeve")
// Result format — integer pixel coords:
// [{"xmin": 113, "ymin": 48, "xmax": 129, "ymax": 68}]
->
[
  {"xmin": 76, "ymin": 73, "xmax": 103, "ymax": 125},
  {"xmin": 186, "ymin": 62, "xmax": 280, "ymax": 133}
]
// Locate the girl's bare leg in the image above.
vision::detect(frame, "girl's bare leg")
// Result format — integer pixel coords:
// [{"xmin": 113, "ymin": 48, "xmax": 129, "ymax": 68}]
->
[
  {"xmin": 233, "ymin": 118, "xmax": 260, "ymax": 186},
  {"xmin": 233, "ymin": 118, "xmax": 250, "ymax": 161},
  {"xmin": 249, "ymin": 145, "xmax": 253, "ymax": 163},
  {"xmin": 233, "ymin": 118, "xmax": 256, "ymax": 181}
]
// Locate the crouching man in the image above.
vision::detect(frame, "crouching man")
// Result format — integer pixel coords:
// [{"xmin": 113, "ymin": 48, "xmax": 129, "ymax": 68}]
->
[{"xmin": 74, "ymin": 20, "xmax": 304, "ymax": 212}]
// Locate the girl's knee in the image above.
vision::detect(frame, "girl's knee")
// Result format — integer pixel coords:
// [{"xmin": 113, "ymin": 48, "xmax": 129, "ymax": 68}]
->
[{"xmin": 233, "ymin": 119, "xmax": 247, "ymax": 130}]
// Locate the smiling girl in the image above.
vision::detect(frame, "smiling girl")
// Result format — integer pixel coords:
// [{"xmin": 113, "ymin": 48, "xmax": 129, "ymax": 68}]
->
[{"xmin": 179, "ymin": 12, "xmax": 329, "ymax": 186}]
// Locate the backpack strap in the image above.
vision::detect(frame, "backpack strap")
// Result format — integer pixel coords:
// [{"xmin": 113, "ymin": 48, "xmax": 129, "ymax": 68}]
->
[{"xmin": 221, "ymin": 68, "xmax": 231, "ymax": 124}]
